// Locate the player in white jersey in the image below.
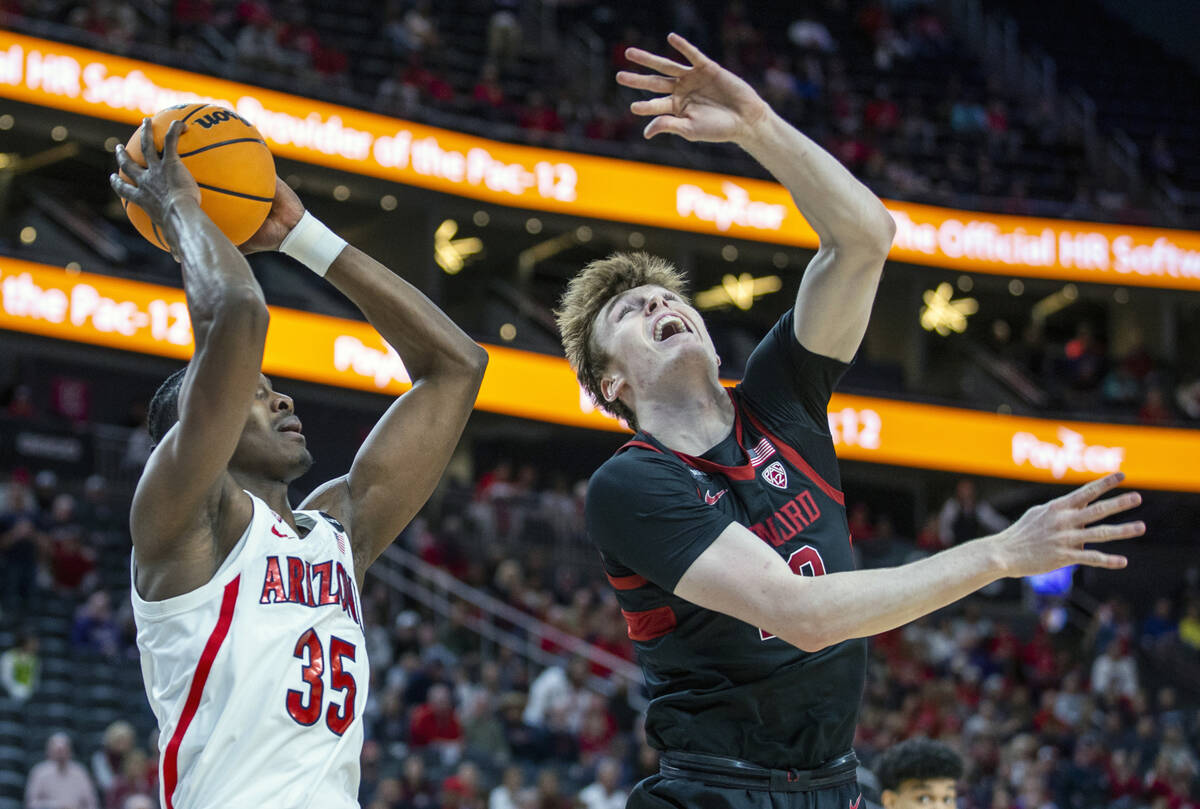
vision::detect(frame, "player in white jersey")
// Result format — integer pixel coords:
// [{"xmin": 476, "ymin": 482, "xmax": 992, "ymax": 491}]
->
[{"xmin": 111, "ymin": 121, "xmax": 488, "ymax": 809}]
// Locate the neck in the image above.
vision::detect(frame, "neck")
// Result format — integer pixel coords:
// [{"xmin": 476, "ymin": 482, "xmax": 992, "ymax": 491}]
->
[
  {"xmin": 232, "ymin": 472, "xmax": 297, "ymax": 529},
  {"xmin": 634, "ymin": 378, "xmax": 734, "ymax": 455}
]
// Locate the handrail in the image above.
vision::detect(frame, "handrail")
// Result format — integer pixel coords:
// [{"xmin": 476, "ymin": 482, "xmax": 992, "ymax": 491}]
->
[{"xmin": 370, "ymin": 545, "xmax": 647, "ymax": 709}]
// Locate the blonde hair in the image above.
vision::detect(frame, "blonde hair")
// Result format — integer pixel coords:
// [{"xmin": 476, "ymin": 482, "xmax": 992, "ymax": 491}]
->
[{"xmin": 555, "ymin": 252, "xmax": 688, "ymax": 430}]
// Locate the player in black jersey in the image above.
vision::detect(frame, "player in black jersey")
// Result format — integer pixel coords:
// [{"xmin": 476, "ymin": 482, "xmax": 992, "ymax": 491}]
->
[{"xmin": 556, "ymin": 34, "xmax": 1145, "ymax": 809}]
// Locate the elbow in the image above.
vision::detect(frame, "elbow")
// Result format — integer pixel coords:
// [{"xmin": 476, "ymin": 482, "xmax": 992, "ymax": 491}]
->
[
  {"xmin": 212, "ymin": 289, "xmax": 269, "ymax": 334},
  {"xmin": 455, "ymin": 343, "xmax": 489, "ymax": 387},
  {"xmin": 761, "ymin": 594, "xmax": 836, "ymax": 653},
  {"xmin": 826, "ymin": 214, "xmax": 895, "ymax": 264},
  {"xmin": 784, "ymin": 626, "xmax": 835, "ymax": 654},
  {"xmin": 468, "ymin": 344, "xmax": 490, "ymax": 378},
  {"xmin": 861, "ymin": 206, "xmax": 896, "ymax": 257}
]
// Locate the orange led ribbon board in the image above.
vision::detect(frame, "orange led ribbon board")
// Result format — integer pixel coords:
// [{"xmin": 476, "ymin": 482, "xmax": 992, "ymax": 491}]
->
[
  {"xmin": 2, "ymin": 32, "xmax": 1199, "ymax": 290},
  {"xmin": 1, "ymin": 257, "xmax": 1193, "ymax": 490}
]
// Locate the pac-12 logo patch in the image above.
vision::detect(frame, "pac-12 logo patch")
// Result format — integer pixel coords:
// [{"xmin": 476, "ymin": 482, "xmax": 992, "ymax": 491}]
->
[{"xmin": 762, "ymin": 461, "xmax": 788, "ymax": 489}]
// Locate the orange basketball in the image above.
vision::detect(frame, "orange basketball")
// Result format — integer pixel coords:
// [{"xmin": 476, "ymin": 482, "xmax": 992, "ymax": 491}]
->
[{"xmin": 121, "ymin": 103, "xmax": 276, "ymax": 250}]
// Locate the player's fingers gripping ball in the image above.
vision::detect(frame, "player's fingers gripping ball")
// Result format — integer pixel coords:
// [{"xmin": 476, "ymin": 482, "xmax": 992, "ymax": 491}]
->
[{"xmin": 121, "ymin": 104, "xmax": 276, "ymax": 249}]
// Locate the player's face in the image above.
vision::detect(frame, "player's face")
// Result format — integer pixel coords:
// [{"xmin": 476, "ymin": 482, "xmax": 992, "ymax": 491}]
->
[
  {"xmin": 230, "ymin": 374, "xmax": 313, "ymax": 482},
  {"xmin": 592, "ymin": 284, "xmax": 719, "ymax": 406},
  {"xmin": 882, "ymin": 779, "xmax": 958, "ymax": 809}
]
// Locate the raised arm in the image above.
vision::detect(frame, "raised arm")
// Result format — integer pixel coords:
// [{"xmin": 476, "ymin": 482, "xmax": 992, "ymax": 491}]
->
[
  {"xmin": 114, "ymin": 121, "xmax": 268, "ymax": 595},
  {"xmin": 674, "ymin": 474, "xmax": 1144, "ymax": 651},
  {"xmin": 250, "ymin": 186, "xmax": 487, "ymax": 577},
  {"xmin": 618, "ymin": 34, "xmax": 895, "ymax": 362}
]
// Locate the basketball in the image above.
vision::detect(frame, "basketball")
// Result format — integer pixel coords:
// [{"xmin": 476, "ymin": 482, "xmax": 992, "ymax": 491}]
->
[{"xmin": 121, "ymin": 103, "xmax": 276, "ymax": 250}]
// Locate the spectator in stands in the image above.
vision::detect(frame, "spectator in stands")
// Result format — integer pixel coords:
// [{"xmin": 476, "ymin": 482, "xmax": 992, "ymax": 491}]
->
[
  {"xmin": 376, "ymin": 62, "xmax": 419, "ymax": 116},
  {"xmin": 937, "ymin": 479, "xmax": 1008, "ymax": 548},
  {"xmin": 1106, "ymin": 748, "xmax": 1144, "ymax": 803},
  {"xmin": 104, "ymin": 748, "xmax": 155, "ymax": 809},
  {"xmin": 71, "ymin": 590, "xmax": 121, "ymax": 658},
  {"xmin": 472, "ymin": 62, "xmax": 508, "ymax": 120},
  {"xmin": 397, "ymin": 755, "xmax": 436, "ymax": 809},
  {"xmin": 578, "ymin": 758, "xmax": 625, "ymax": 809},
  {"xmin": 488, "ymin": 766, "xmax": 523, "ymax": 809},
  {"xmin": 409, "ymin": 683, "xmax": 464, "ymax": 760},
  {"xmin": 787, "ymin": 14, "xmax": 836, "ymax": 53},
  {"xmin": 5, "ymin": 383, "xmax": 36, "ymax": 419},
  {"xmin": 47, "ymin": 494, "xmax": 98, "ymax": 595},
  {"xmin": 1061, "ymin": 322, "xmax": 1106, "ymax": 392},
  {"xmin": 0, "ymin": 631, "xmax": 39, "ymax": 701},
  {"xmin": 533, "ymin": 769, "xmax": 570, "ymax": 809},
  {"xmin": 1052, "ymin": 734, "xmax": 1109, "ymax": 809},
  {"xmin": 91, "ymin": 721, "xmax": 135, "ymax": 796},
  {"xmin": 485, "ymin": 0, "xmax": 521, "ymax": 72},
  {"xmin": 1139, "ymin": 386, "xmax": 1173, "ymax": 425},
  {"xmin": 577, "ymin": 694, "xmax": 617, "ymax": 766},
  {"xmin": 79, "ymin": 474, "xmax": 120, "ymax": 533},
  {"xmin": 1091, "ymin": 638, "xmax": 1138, "ymax": 699},
  {"xmin": 441, "ymin": 761, "xmax": 484, "ymax": 809},
  {"xmin": 1175, "ymin": 378, "xmax": 1200, "ymax": 420},
  {"xmin": 0, "ymin": 482, "xmax": 41, "ymax": 616},
  {"xmin": 518, "ymin": 91, "xmax": 564, "ymax": 142},
  {"xmin": 864, "ymin": 84, "xmax": 901, "ymax": 134},
  {"xmin": 1141, "ymin": 597, "xmax": 1178, "ymax": 649},
  {"xmin": 524, "ymin": 657, "xmax": 589, "ymax": 733},
  {"xmin": 1179, "ymin": 601, "xmax": 1200, "ymax": 654},
  {"xmin": 25, "ymin": 732, "xmax": 99, "ymax": 809}
]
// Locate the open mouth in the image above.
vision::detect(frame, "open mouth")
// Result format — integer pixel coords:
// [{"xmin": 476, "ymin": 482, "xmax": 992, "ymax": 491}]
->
[{"xmin": 652, "ymin": 313, "xmax": 692, "ymax": 342}]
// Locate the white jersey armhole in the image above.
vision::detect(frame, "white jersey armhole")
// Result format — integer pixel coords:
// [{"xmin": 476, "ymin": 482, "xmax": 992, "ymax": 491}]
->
[{"xmin": 131, "ymin": 491, "xmax": 261, "ymax": 619}]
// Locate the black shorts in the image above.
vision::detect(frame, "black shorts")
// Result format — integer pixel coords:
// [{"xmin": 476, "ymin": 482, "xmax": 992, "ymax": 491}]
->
[{"xmin": 628, "ymin": 774, "xmax": 863, "ymax": 809}]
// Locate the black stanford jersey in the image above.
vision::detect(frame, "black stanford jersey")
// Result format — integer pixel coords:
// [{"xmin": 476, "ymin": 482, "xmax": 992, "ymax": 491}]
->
[{"xmin": 586, "ymin": 310, "xmax": 866, "ymax": 770}]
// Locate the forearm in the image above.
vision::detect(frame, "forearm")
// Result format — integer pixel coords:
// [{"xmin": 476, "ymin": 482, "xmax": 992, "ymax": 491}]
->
[
  {"xmin": 739, "ymin": 109, "xmax": 894, "ymax": 248},
  {"xmin": 776, "ymin": 535, "xmax": 1007, "ymax": 650},
  {"xmin": 163, "ymin": 200, "xmax": 266, "ymax": 321},
  {"xmin": 324, "ymin": 245, "xmax": 487, "ymax": 380}
]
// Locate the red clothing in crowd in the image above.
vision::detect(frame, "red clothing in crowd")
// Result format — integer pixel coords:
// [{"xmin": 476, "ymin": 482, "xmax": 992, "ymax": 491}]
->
[
  {"xmin": 408, "ymin": 705, "xmax": 463, "ymax": 747},
  {"xmin": 519, "ymin": 104, "xmax": 563, "ymax": 133},
  {"xmin": 473, "ymin": 81, "xmax": 505, "ymax": 109},
  {"xmin": 52, "ymin": 541, "xmax": 95, "ymax": 590}
]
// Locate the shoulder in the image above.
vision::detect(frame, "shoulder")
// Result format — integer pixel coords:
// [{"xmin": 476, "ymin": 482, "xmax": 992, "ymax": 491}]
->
[{"xmin": 590, "ymin": 444, "xmax": 681, "ymax": 488}]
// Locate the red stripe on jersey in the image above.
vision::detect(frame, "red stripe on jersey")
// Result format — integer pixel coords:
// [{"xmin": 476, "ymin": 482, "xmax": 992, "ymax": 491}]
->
[
  {"xmin": 740, "ymin": 407, "xmax": 845, "ymax": 506},
  {"xmin": 606, "ymin": 572, "xmax": 648, "ymax": 590},
  {"xmin": 621, "ymin": 606, "xmax": 676, "ymax": 641},
  {"xmin": 163, "ymin": 575, "xmax": 240, "ymax": 809}
]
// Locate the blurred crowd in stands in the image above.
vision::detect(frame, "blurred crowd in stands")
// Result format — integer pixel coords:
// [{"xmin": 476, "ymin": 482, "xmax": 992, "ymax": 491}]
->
[
  {"xmin": 0, "ymin": 0, "xmax": 1179, "ymax": 223},
  {"xmin": 979, "ymin": 321, "xmax": 1200, "ymax": 428},
  {"xmin": 3, "ymin": 427, "xmax": 1200, "ymax": 808}
]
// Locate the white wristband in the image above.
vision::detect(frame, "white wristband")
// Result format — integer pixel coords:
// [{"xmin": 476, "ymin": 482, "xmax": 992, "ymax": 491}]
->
[{"xmin": 279, "ymin": 211, "xmax": 347, "ymax": 277}]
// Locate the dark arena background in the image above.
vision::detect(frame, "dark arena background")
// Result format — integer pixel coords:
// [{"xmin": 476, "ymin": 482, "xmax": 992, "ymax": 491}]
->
[{"xmin": 1, "ymin": 0, "xmax": 1200, "ymax": 807}]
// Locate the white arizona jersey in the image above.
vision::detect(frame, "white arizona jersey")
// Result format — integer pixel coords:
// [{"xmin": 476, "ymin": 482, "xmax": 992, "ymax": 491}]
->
[{"xmin": 132, "ymin": 491, "xmax": 369, "ymax": 809}]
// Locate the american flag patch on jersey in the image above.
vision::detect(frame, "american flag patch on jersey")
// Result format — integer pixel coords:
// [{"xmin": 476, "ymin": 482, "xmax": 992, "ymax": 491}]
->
[
  {"xmin": 747, "ymin": 437, "xmax": 776, "ymax": 467},
  {"xmin": 336, "ymin": 532, "xmax": 347, "ymax": 554}
]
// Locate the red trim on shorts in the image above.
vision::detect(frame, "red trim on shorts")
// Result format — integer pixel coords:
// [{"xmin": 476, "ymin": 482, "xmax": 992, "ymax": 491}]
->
[
  {"xmin": 739, "ymin": 406, "xmax": 846, "ymax": 506},
  {"xmin": 163, "ymin": 575, "xmax": 241, "ymax": 809},
  {"xmin": 606, "ymin": 572, "xmax": 648, "ymax": 590},
  {"xmin": 621, "ymin": 606, "xmax": 677, "ymax": 641}
]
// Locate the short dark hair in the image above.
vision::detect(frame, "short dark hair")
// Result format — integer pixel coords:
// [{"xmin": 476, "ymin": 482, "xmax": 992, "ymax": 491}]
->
[
  {"xmin": 147, "ymin": 367, "xmax": 188, "ymax": 445},
  {"xmin": 876, "ymin": 738, "xmax": 964, "ymax": 790}
]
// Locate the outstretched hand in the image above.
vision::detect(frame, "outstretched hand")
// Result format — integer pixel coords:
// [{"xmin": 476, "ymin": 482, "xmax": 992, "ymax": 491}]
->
[
  {"xmin": 999, "ymin": 473, "xmax": 1145, "ymax": 577},
  {"xmin": 616, "ymin": 32, "xmax": 770, "ymax": 144},
  {"xmin": 239, "ymin": 177, "xmax": 305, "ymax": 254}
]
